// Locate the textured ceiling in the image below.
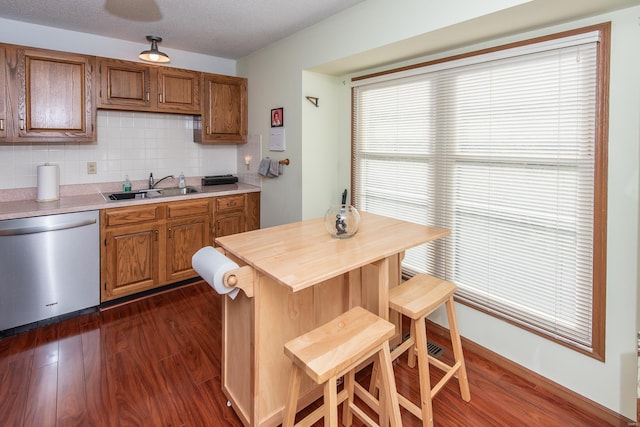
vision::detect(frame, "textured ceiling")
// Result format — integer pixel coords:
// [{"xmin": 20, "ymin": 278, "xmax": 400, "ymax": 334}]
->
[{"xmin": 0, "ymin": 0, "xmax": 365, "ymax": 59}]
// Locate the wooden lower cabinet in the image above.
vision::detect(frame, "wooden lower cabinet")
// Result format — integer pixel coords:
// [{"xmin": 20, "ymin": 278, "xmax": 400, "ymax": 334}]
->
[
  {"xmin": 214, "ymin": 193, "xmax": 258, "ymax": 239},
  {"xmin": 246, "ymin": 191, "xmax": 260, "ymax": 232},
  {"xmin": 103, "ymin": 222, "xmax": 160, "ymax": 300},
  {"xmin": 101, "ymin": 192, "xmax": 259, "ymax": 302},
  {"xmin": 166, "ymin": 199, "xmax": 210, "ymax": 282}
]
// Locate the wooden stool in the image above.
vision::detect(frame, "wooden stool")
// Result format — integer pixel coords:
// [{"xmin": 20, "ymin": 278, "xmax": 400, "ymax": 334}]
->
[
  {"xmin": 282, "ymin": 306, "xmax": 403, "ymax": 427},
  {"xmin": 374, "ymin": 274, "xmax": 471, "ymax": 427}
]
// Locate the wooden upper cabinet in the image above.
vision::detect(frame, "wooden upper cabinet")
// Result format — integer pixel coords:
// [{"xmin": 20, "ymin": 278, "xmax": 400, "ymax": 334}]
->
[
  {"xmin": 4, "ymin": 46, "xmax": 95, "ymax": 142},
  {"xmin": 97, "ymin": 58, "xmax": 152, "ymax": 110},
  {"xmin": 195, "ymin": 73, "xmax": 247, "ymax": 144},
  {"xmin": 97, "ymin": 58, "xmax": 200, "ymax": 114},
  {"xmin": 156, "ymin": 67, "xmax": 200, "ymax": 113}
]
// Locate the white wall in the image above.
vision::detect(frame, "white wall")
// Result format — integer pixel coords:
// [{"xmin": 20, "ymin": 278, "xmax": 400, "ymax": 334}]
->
[
  {"xmin": 238, "ymin": 0, "xmax": 640, "ymax": 419},
  {"xmin": 301, "ymin": 71, "xmax": 351, "ymax": 217},
  {"xmin": 239, "ymin": 0, "xmax": 531, "ymax": 227},
  {"xmin": 0, "ymin": 18, "xmax": 241, "ymax": 189}
]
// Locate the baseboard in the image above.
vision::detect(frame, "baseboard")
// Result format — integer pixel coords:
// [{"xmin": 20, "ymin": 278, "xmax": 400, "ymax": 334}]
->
[{"xmin": 427, "ymin": 320, "xmax": 636, "ymax": 427}]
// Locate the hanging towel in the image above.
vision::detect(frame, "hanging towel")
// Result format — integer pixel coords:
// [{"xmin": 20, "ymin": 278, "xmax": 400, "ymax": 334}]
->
[
  {"xmin": 258, "ymin": 158, "xmax": 270, "ymax": 176},
  {"xmin": 268, "ymin": 159, "xmax": 280, "ymax": 177}
]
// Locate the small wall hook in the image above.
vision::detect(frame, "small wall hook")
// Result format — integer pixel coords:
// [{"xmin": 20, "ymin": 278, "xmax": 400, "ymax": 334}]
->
[{"xmin": 305, "ymin": 96, "xmax": 319, "ymax": 107}]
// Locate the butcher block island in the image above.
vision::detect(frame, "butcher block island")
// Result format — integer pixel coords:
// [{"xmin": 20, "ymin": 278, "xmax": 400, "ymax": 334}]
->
[{"xmin": 214, "ymin": 212, "xmax": 450, "ymax": 427}]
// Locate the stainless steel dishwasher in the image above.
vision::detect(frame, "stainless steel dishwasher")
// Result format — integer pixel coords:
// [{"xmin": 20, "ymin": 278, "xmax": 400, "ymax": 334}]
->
[{"xmin": 0, "ymin": 210, "xmax": 100, "ymax": 333}]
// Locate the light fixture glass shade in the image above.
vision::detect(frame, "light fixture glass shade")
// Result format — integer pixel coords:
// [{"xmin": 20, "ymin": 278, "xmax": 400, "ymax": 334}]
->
[{"xmin": 139, "ymin": 35, "xmax": 170, "ymax": 63}]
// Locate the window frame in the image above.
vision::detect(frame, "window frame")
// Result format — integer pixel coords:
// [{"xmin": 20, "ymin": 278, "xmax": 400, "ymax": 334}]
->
[{"xmin": 351, "ymin": 23, "xmax": 610, "ymax": 360}]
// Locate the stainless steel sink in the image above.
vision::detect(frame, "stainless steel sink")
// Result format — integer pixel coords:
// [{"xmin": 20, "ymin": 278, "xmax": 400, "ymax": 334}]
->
[{"xmin": 103, "ymin": 186, "xmax": 199, "ymax": 201}]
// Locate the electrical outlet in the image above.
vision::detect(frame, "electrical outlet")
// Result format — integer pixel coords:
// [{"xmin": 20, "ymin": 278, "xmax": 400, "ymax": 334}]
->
[{"xmin": 87, "ymin": 162, "xmax": 97, "ymax": 174}]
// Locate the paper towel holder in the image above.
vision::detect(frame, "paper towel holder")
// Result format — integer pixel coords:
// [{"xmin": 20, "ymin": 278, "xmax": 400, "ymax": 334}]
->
[
  {"xmin": 214, "ymin": 247, "xmax": 255, "ymax": 298},
  {"xmin": 223, "ymin": 265, "xmax": 255, "ymax": 298}
]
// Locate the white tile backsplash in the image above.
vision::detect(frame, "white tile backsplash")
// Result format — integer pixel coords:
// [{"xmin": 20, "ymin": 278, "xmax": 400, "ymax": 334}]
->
[{"xmin": 0, "ymin": 110, "xmax": 251, "ymax": 190}]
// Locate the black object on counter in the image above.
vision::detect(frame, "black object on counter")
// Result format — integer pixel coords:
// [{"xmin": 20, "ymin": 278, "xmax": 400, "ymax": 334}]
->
[{"xmin": 201, "ymin": 174, "xmax": 239, "ymax": 186}]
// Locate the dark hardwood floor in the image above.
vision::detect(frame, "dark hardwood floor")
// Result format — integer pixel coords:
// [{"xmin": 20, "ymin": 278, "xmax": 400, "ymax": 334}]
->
[{"xmin": 0, "ymin": 281, "xmax": 626, "ymax": 426}]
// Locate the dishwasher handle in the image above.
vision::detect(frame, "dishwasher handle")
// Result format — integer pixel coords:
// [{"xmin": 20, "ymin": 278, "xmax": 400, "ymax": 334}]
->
[{"xmin": 0, "ymin": 218, "xmax": 97, "ymax": 236}]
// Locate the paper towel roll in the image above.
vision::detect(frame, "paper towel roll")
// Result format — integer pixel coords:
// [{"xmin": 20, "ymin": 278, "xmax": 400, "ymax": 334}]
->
[
  {"xmin": 192, "ymin": 246, "xmax": 240, "ymax": 299},
  {"xmin": 36, "ymin": 163, "xmax": 59, "ymax": 202}
]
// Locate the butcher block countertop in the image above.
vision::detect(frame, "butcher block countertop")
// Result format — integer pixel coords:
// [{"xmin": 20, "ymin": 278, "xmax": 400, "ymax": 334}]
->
[
  {"xmin": 0, "ymin": 182, "xmax": 260, "ymax": 221},
  {"xmin": 216, "ymin": 211, "xmax": 450, "ymax": 293}
]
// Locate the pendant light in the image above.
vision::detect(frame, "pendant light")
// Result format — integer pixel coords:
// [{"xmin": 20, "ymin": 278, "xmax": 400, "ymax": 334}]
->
[{"xmin": 139, "ymin": 35, "xmax": 170, "ymax": 63}]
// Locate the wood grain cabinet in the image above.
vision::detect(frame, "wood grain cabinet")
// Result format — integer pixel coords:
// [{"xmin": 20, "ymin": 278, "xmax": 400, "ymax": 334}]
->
[
  {"xmin": 194, "ymin": 73, "xmax": 247, "ymax": 144},
  {"xmin": 2, "ymin": 45, "xmax": 95, "ymax": 142},
  {"xmin": 212, "ymin": 192, "xmax": 260, "ymax": 242},
  {"xmin": 0, "ymin": 47, "xmax": 7, "ymax": 140},
  {"xmin": 100, "ymin": 194, "xmax": 259, "ymax": 302},
  {"xmin": 156, "ymin": 67, "xmax": 201, "ymax": 113},
  {"xmin": 97, "ymin": 58, "xmax": 151, "ymax": 110},
  {"xmin": 101, "ymin": 205, "xmax": 162, "ymax": 301},
  {"xmin": 214, "ymin": 194, "xmax": 246, "ymax": 238},
  {"xmin": 97, "ymin": 58, "xmax": 200, "ymax": 114},
  {"xmin": 165, "ymin": 199, "xmax": 210, "ymax": 282},
  {"xmin": 245, "ymin": 191, "xmax": 260, "ymax": 232}
]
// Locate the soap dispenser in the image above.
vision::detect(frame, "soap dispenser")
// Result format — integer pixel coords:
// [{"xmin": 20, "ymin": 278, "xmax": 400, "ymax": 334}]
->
[
  {"xmin": 123, "ymin": 175, "xmax": 132, "ymax": 192},
  {"xmin": 178, "ymin": 172, "xmax": 186, "ymax": 189}
]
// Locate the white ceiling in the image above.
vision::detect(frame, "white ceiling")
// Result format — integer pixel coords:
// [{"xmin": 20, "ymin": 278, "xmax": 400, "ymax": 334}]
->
[
  {"xmin": 0, "ymin": 0, "xmax": 366, "ymax": 59},
  {"xmin": 0, "ymin": 0, "xmax": 638, "ymax": 71}
]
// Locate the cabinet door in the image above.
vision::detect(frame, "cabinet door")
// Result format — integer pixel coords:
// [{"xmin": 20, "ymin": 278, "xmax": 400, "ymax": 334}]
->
[
  {"xmin": 157, "ymin": 67, "xmax": 200, "ymax": 113},
  {"xmin": 166, "ymin": 216, "xmax": 210, "ymax": 282},
  {"xmin": 216, "ymin": 211, "xmax": 245, "ymax": 238},
  {"xmin": 103, "ymin": 222, "xmax": 160, "ymax": 301},
  {"xmin": 10, "ymin": 47, "xmax": 95, "ymax": 142},
  {"xmin": 246, "ymin": 192, "xmax": 260, "ymax": 231},
  {"xmin": 0, "ymin": 47, "xmax": 7, "ymax": 140},
  {"xmin": 197, "ymin": 73, "xmax": 247, "ymax": 144},
  {"xmin": 97, "ymin": 58, "xmax": 152, "ymax": 110}
]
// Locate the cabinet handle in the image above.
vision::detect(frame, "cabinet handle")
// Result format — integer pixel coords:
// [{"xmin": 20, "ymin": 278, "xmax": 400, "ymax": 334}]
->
[
  {"xmin": 168, "ymin": 227, "xmax": 172, "ymax": 238},
  {"xmin": 146, "ymin": 92, "xmax": 150, "ymax": 102},
  {"xmin": 154, "ymin": 229, "xmax": 159, "ymax": 241},
  {"xmin": 159, "ymin": 93, "xmax": 163, "ymax": 103},
  {"xmin": 206, "ymin": 126, "xmax": 210, "ymax": 135},
  {"xmin": 227, "ymin": 202, "xmax": 236, "ymax": 207},
  {"xmin": 0, "ymin": 119, "xmax": 4, "ymax": 131},
  {"xmin": 19, "ymin": 119, "xmax": 24, "ymax": 130}
]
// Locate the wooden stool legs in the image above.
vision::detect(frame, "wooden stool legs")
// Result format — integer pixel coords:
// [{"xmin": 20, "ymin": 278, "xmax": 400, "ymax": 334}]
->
[
  {"xmin": 445, "ymin": 294, "xmax": 471, "ymax": 402},
  {"xmin": 414, "ymin": 312, "xmax": 434, "ymax": 426},
  {"xmin": 373, "ymin": 275, "xmax": 471, "ymax": 427},
  {"xmin": 282, "ymin": 365, "xmax": 303, "ymax": 426},
  {"xmin": 282, "ymin": 306, "xmax": 402, "ymax": 427}
]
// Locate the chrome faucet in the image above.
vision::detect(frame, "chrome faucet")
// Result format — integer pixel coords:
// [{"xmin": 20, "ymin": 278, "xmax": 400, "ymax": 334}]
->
[{"xmin": 149, "ymin": 174, "xmax": 175, "ymax": 189}]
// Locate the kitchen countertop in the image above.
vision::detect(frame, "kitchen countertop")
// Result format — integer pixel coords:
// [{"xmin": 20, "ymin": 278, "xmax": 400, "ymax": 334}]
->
[{"xmin": 0, "ymin": 183, "xmax": 260, "ymax": 221}]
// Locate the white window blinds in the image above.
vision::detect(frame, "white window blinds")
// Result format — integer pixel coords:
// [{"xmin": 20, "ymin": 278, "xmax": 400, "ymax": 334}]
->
[{"xmin": 352, "ymin": 27, "xmax": 607, "ymax": 354}]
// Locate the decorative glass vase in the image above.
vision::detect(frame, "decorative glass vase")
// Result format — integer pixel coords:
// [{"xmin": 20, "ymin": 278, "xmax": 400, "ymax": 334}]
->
[{"xmin": 324, "ymin": 204, "xmax": 361, "ymax": 239}]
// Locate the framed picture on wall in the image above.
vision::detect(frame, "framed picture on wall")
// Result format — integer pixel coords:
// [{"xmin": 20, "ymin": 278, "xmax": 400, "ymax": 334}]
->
[{"xmin": 271, "ymin": 108, "xmax": 283, "ymax": 127}]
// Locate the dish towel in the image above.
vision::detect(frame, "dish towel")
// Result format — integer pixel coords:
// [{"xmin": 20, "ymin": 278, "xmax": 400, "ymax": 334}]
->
[
  {"xmin": 268, "ymin": 159, "xmax": 280, "ymax": 177},
  {"xmin": 258, "ymin": 158, "xmax": 283, "ymax": 177},
  {"xmin": 258, "ymin": 158, "xmax": 270, "ymax": 176}
]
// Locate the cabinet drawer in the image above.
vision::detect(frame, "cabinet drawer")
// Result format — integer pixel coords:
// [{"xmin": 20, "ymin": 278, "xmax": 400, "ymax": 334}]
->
[
  {"xmin": 167, "ymin": 199, "xmax": 210, "ymax": 218},
  {"xmin": 104, "ymin": 205, "xmax": 160, "ymax": 226},
  {"xmin": 216, "ymin": 195, "xmax": 245, "ymax": 212}
]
